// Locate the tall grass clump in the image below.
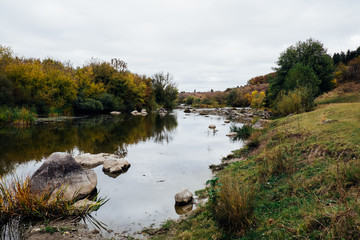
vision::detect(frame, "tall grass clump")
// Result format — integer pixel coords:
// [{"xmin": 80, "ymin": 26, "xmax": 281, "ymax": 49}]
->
[
  {"xmin": 230, "ymin": 124, "xmax": 253, "ymax": 140},
  {"xmin": 0, "ymin": 107, "xmax": 36, "ymax": 125},
  {"xmin": 208, "ymin": 175, "xmax": 255, "ymax": 237},
  {"xmin": 0, "ymin": 176, "xmax": 106, "ymax": 223}
]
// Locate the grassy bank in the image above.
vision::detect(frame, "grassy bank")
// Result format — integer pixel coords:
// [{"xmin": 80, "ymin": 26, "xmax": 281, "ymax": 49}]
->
[{"xmin": 151, "ymin": 87, "xmax": 360, "ymax": 239}]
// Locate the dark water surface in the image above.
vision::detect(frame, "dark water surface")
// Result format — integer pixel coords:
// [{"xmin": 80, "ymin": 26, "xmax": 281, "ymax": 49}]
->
[{"xmin": 0, "ymin": 110, "xmax": 243, "ymax": 235}]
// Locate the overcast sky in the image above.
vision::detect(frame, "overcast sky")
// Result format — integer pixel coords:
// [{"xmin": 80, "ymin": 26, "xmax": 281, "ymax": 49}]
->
[{"xmin": 1, "ymin": 0, "xmax": 359, "ymax": 92}]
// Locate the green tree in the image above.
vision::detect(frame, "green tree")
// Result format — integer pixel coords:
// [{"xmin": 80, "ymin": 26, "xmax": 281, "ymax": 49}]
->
[
  {"xmin": 267, "ymin": 38, "xmax": 334, "ymax": 104},
  {"xmin": 284, "ymin": 63, "xmax": 320, "ymax": 94},
  {"xmin": 151, "ymin": 72, "xmax": 178, "ymax": 108}
]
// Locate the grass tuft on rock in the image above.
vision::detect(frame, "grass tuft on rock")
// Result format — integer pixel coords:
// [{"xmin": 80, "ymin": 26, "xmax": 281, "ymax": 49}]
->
[{"xmin": 0, "ymin": 175, "xmax": 107, "ymax": 223}]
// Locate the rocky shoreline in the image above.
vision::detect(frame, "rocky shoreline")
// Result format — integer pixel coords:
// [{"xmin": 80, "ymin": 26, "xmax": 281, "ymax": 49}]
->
[{"xmin": 182, "ymin": 106, "xmax": 271, "ymax": 122}]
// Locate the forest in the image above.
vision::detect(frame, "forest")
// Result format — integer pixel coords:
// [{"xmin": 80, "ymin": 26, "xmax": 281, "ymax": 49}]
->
[{"xmin": 0, "ymin": 45, "xmax": 178, "ymax": 124}]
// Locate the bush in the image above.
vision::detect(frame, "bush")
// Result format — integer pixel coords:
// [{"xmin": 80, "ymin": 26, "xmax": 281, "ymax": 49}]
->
[
  {"xmin": 226, "ymin": 88, "xmax": 250, "ymax": 107},
  {"xmin": 273, "ymin": 87, "xmax": 315, "ymax": 116},
  {"xmin": 100, "ymin": 94, "xmax": 124, "ymax": 111},
  {"xmin": 210, "ymin": 175, "xmax": 255, "ymax": 237},
  {"xmin": 185, "ymin": 96, "xmax": 195, "ymax": 105},
  {"xmin": 250, "ymin": 90, "xmax": 266, "ymax": 109},
  {"xmin": 75, "ymin": 97, "xmax": 104, "ymax": 113}
]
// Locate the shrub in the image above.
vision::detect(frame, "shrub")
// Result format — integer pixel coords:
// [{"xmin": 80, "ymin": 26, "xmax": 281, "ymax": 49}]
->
[
  {"xmin": 185, "ymin": 96, "xmax": 195, "ymax": 105},
  {"xmin": 100, "ymin": 94, "xmax": 124, "ymax": 111},
  {"xmin": 273, "ymin": 87, "xmax": 315, "ymax": 116},
  {"xmin": 226, "ymin": 88, "xmax": 250, "ymax": 107},
  {"xmin": 210, "ymin": 175, "xmax": 255, "ymax": 237},
  {"xmin": 75, "ymin": 97, "xmax": 104, "ymax": 113},
  {"xmin": 250, "ymin": 91, "xmax": 266, "ymax": 109}
]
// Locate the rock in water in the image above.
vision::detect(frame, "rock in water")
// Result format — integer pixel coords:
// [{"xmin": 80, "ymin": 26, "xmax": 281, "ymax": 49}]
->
[
  {"xmin": 29, "ymin": 152, "xmax": 97, "ymax": 201},
  {"xmin": 74, "ymin": 153, "xmax": 106, "ymax": 168},
  {"xmin": 208, "ymin": 125, "xmax": 216, "ymax": 129},
  {"xmin": 110, "ymin": 111, "xmax": 121, "ymax": 115},
  {"xmin": 102, "ymin": 159, "xmax": 131, "ymax": 174},
  {"xmin": 226, "ymin": 132, "xmax": 237, "ymax": 137},
  {"xmin": 174, "ymin": 189, "xmax": 193, "ymax": 206}
]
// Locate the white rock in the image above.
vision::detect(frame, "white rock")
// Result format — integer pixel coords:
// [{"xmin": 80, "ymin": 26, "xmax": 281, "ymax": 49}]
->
[
  {"xmin": 226, "ymin": 132, "xmax": 238, "ymax": 137},
  {"xmin": 175, "ymin": 189, "xmax": 193, "ymax": 206},
  {"xmin": 74, "ymin": 153, "xmax": 106, "ymax": 167},
  {"xmin": 110, "ymin": 111, "xmax": 121, "ymax": 115},
  {"xmin": 103, "ymin": 159, "xmax": 131, "ymax": 174}
]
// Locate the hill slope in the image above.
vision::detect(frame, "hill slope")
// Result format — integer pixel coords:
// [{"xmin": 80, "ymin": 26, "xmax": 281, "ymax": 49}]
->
[{"xmin": 150, "ymin": 84, "xmax": 360, "ymax": 239}]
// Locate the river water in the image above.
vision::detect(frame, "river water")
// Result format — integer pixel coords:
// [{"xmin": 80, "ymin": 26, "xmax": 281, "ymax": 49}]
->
[{"xmin": 0, "ymin": 109, "xmax": 243, "ymax": 235}]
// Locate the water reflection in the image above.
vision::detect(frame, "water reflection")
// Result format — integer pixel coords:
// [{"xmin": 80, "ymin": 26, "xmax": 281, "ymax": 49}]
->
[{"xmin": 0, "ymin": 113, "xmax": 178, "ymax": 176}]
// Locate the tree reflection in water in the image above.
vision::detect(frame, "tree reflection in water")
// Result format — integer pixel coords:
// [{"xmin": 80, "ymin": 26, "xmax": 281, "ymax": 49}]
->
[{"xmin": 0, "ymin": 112, "xmax": 178, "ymax": 176}]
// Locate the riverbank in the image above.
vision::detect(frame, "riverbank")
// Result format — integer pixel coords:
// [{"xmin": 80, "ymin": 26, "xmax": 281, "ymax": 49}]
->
[{"xmin": 149, "ymin": 87, "xmax": 360, "ymax": 239}]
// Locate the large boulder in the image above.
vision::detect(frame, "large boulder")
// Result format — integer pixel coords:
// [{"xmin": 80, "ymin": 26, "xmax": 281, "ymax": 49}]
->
[
  {"xmin": 29, "ymin": 152, "xmax": 97, "ymax": 201},
  {"xmin": 175, "ymin": 189, "xmax": 193, "ymax": 206}
]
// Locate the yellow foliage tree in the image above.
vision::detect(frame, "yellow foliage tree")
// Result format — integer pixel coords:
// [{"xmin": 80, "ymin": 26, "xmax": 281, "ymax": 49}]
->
[{"xmin": 250, "ymin": 91, "xmax": 265, "ymax": 109}]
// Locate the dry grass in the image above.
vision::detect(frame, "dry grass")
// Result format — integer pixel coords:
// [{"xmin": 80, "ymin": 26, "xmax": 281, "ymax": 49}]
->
[
  {"xmin": 212, "ymin": 175, "xmax": 255, "ymax": 237},
  {"xmin": 0, "ymin": 176, "xmax": 106, "ymax": 223}
]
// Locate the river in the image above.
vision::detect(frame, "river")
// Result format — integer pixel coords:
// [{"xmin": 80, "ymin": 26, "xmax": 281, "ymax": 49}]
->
[{"xmin": 0, "ymin": 109, "xmax": 243, "ymax": 236}]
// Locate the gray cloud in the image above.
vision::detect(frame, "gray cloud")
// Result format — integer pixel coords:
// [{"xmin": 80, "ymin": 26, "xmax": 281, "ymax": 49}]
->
[{"xmin": 1, "ymin": 0, "xmax": 359, "ymax": 91}]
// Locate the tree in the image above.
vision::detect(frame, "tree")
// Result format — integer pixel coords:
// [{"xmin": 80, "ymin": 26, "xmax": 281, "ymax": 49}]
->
[
  {"xmin": 284, "ymin": 63, "xmax": 320, "ymax": 94},
  {"xmin": 151, "ymin": 72, "xmax": 178, "ymax": 108},
  {"xmin": 267, "ymin": 39, "xmax": 334, "ymax": 104}
]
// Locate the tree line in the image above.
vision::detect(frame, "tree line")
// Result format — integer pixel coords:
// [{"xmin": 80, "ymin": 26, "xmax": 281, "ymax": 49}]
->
[
  {"xmin": 182, "ymin": 38, "xmax": 355, "ymax": 117},
  {"xmin": 0, "ymin": 45, "xmax": 178, "ymax": 119}
]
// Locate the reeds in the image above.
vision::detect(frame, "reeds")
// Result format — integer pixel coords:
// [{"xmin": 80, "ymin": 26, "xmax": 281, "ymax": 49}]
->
[
  {"xmin": 0, "ymin": 176, "xmax": 106, "ymax": 223},
  {"xmin": 0, "ymin": 107, "xmax": 36, "ymax": 125},
  {"xmin": 230, "ymin": 124, "xmax": 253, "ymax": 141}
]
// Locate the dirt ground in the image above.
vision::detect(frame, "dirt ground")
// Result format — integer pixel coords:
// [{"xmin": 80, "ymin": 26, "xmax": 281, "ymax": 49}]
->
[{"xmin": 22, "ymin": 219, "xmax": 136, "ymax": 240}]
